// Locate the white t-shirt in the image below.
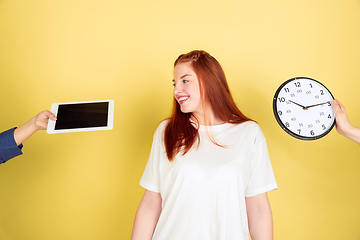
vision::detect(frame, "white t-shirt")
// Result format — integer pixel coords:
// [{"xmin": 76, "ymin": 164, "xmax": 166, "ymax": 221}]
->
[{"xmin": 140, "ymin": 120, "xmax": 278, "ymax": 240}]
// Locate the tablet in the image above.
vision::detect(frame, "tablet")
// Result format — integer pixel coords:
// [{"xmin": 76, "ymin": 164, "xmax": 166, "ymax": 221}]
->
[{"xmin": 47, "ymin": 100, "xmax": 114, "ymax": 134}]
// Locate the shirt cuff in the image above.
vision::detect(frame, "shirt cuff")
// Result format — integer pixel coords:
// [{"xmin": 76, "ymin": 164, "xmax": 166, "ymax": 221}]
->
[{"xmin": 0, "ymin": 127, "xmax": 23, "ymax": 164}]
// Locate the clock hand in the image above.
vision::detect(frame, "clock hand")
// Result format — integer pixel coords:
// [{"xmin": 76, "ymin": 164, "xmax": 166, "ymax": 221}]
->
[
  {"xmin": 288, "ymin": 100, "xmax": 307, "ymax": 110},
  {"xmin": 305, "ymin": 102, "xmax": 330, "ymax": 109}
]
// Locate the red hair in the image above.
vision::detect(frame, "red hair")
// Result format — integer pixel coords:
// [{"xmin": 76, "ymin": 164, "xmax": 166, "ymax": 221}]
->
[{"xmin": 164, "ymin": 50, "xmax": 252, "ymax": 161}]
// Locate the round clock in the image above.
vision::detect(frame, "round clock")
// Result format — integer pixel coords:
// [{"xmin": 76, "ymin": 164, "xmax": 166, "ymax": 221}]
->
[{"xmin": 273, "ymin": 77, "xmax": 336, "ymax": 140}]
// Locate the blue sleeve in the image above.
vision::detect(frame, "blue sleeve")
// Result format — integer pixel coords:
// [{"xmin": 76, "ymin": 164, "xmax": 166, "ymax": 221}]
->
[{"xmin": 0, "ymin": 128, "xmax": 23, "ymax": 164}]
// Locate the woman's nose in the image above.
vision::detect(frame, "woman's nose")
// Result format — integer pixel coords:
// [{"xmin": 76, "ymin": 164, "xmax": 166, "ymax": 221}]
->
[{"xmin": 173, "ymin": 84, "xmax": 182, "ymax": 95}]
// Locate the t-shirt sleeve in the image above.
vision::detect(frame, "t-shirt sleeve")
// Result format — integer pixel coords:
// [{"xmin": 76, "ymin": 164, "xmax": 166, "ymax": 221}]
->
[
  {"xmin": 245, "ymin": 125, "xmax": 277, "ymax": 197},
  {"xmin": 0, "ymin": 128, "xmax": 23, "ymax": 164},
  {"xmin": 139, "ymin": 124, "xmax": 164, "ymax": 193}
]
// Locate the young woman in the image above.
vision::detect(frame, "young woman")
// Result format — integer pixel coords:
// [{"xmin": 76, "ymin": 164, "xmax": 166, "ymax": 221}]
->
[{"xmin": 131, "ymin": 50, "xmax": 277, "ymax": 240}]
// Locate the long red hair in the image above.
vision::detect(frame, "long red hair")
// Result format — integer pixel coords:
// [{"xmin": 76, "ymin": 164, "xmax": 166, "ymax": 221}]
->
[{"xmin": 164, "ymin": 50, "xmax": 252, "ymax": 161}]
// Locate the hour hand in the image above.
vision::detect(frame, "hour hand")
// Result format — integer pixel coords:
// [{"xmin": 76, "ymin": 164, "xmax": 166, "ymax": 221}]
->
[{"xmin": 288, "ymin": 100, "xmax": 307, "ymax": 110}]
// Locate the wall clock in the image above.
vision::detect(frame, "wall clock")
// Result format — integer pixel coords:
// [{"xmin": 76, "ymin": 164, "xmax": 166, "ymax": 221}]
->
[{"xmin": 273, "ymin": 77, "xmax": 336, "ymax": 140}]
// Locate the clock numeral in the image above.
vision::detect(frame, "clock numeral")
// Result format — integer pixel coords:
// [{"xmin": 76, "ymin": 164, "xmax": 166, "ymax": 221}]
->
[
  {"xmin": 290, "ymin": 93, "xmax": 295, "ymax": 97},
  {"xmin": 278, "ymin": 97, "xmax": 285, "ymax": 103},
  {"xmin": 291, "ymin": 117, "xmax": 296, "ymax": 121},
  {"xmin": 309, "ymin": 83, "xmax": 313, "ymax": 88},
  {"xmin": 322, "ymin": 124, "xmax": 326, "ymax": 130},
  {"xmin": 294, "ymin": 82, "xmax": 301, "ymax": 87},
  {"xmin": 285, "ymin": 122, "xmax": 290, "ymax": 128},
  {"xmin": 299, "ymin": 123, "xmax": 304, "ymax": 127},
  {"xmin": 310, "ymin": 130, "xmax": 315, "ymax": 136},
  {"xmin": 315, "ymin": 95, "xmax": 319, "ymax": 99},
  {"xmin": 297, "ymin": 129, "xmax": 301, "ymax": 134},
  {"xmin": 315, "ymin": 120, "xmax": 320, "ymax": 124},
  {"xmin": 319, "ymin": 112, "xmax": 324, "ymax": 116},
  {"xmin": 278, "ymin": 110, "xmax": 282, "ymax": 116},
  {"xmin": 284, "ymin": 88, "xmax": 290, "ymax": 93},
  {"xmin": 286, "ymin": 109, "xmax": 291, "ymax": 113},
  {"xmin": 306, "ymin": 91, "xmax": 311, "ymax": 94},
  {"xmin": 320, "ymin": 90, "xmax": 324, "ymax": 95},
  {"xmin": 297, "ymin": 89, "xmax": 302, "ymax": 93},
  {"xmin": 308, "ymin": 124, "xmax": 313, "ymax": 128},
  {"xmin": 328, "ymin": 114, "xmax": 332, "ymax": 119},
  {"xmin": 327, "ymin": 101, "xmax": 331, "ymax": 106}
]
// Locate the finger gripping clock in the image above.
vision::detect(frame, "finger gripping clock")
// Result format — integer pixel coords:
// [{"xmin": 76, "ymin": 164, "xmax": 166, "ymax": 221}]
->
[{"xmin": 273, "ymin": 77, "xmax": 336, "ymax": 140}]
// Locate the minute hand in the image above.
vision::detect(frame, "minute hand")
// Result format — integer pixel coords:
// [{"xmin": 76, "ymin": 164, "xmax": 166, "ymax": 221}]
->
[{"xmin": 305, "ymin": 102, "xmax": 329, "ymax": 109}]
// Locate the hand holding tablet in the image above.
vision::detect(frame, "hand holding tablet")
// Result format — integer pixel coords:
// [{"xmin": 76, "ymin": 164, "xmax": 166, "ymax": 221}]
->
[{"xmin": 47, "ymin": 100, "xmax": 114, "ymax": 134}]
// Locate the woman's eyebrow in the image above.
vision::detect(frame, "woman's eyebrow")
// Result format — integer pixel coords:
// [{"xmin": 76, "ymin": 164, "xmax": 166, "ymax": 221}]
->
[
  {"xmin": 180, "ymin": 74, "xmax": 192, "ymax": 79},
  {"xmin": 173, "ymin": 74, "xmax": 192, "ymax": 82}
]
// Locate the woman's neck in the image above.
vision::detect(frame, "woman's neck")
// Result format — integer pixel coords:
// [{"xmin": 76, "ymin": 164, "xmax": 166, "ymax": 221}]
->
[{"xmin": 191, "ymin": 113, "xmax": 225, "ymax": 126}]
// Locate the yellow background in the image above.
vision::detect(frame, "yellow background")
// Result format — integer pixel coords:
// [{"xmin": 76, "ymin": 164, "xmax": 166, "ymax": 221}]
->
[{"xmin": 1, "ymin": 0, "xmax": 359, "ymax": 239}]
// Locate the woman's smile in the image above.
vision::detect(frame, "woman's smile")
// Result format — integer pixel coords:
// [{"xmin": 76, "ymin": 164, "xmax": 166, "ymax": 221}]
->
[{"xmin": 178, "ymin": 96, "xmax": 189, "ymax": 105}]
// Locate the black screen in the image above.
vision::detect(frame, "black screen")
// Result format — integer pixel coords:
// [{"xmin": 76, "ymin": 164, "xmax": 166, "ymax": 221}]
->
[{"xmin": 55, "ymin": 102, "xmax": 109, "ymax": 130}]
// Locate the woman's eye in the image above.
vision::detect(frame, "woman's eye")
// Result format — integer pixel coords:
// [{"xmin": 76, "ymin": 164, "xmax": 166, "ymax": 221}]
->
[{"xmin": 183, "ymin": 80, "xmax": 189, "ymax": 83}]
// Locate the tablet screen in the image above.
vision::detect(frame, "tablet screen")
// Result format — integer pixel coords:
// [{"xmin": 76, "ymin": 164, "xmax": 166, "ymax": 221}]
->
[
  {"xmin": 55, "ymin": 102, "xmax": 109, "ymax": 130},
  {"xmin": 47, "ymin": 100, "xmax": 114, "ymax": 134}
]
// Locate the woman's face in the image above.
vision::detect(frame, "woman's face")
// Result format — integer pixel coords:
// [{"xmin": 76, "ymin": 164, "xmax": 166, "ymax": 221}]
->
[{"xmin": 173, "ymin": 62, "xmax": 203, "ymax": 118}]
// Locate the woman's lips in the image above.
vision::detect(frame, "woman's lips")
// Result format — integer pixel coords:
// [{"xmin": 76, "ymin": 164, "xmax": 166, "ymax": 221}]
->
[{"xmin": 178, "ymin": 96, "xmax": 189, "ymax": 105}]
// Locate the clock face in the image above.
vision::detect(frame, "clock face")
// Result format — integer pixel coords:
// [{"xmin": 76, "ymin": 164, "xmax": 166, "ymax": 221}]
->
[{"xmin": 273, "ymin": 77, "xmax": 336, "ymax": 140}]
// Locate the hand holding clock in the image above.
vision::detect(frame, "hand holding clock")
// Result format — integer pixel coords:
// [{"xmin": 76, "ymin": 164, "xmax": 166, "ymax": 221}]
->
[{"xmin": 332, "ymin": 99, "xmax": 360, "ymax": 144}]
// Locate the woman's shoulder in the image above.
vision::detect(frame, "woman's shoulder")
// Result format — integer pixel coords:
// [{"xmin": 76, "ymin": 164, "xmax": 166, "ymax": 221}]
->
[
  {"xmin": 233, "ymin": 120, "xmax": 261, "ymax": 131},
  {"xmin": 158, "ymin": 119, "xmax": 170, "ymax": 130},
  {"xmin": 230, "ymin": 120, "xmax": 265, "ymax": 139},
  {"xmin": 152, "ymin": 119, "xmax": 170, "ymax": 139}
]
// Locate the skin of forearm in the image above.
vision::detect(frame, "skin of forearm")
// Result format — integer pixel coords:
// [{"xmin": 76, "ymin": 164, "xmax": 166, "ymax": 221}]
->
[
  {"xmin": 131, "ymin": 192, "xmax": 162, "ymax": 240},
  {"xmin": 246, "ymin": 193, "xmax": 273, "ymax": 240},
  {"xmin": 13, "ymin": 117, "xmax": 39, "ymax": 146},
  {"xmin": 248, "ymin": 208, "xmax": 273, "ymax": 240},
  {"xmin": 131, "ymin": 205, "xmax": 161, "ymax": 240},
  {"xmin": 343, "ymin": 125, "xmax": 360, "ymax": 144}
]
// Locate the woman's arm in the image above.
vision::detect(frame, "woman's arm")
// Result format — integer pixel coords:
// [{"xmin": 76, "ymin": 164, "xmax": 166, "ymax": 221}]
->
[
  {"xmin": 13, "ymin": 110, "xmax": 56, "ymax": 146},
  {"xmin": 131, "ymin": 189, "xmax": 162, "ymax": 240},
  {"xmin": 332, "ymin": 99, "xmax": 360, "ymax": 144},
  {"xmin": 246, "ymin": 192, "xmax": 273, "ymax": 240}
]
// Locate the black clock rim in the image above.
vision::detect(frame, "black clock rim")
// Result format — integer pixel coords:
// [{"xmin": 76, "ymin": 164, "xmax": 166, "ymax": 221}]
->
[{"xmin": 272, "ymin": 77, "xmax": 336, "ymax": 141}]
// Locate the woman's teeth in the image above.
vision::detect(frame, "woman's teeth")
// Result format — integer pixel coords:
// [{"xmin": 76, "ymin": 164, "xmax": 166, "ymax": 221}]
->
[
  {"xmin": 178, "ymin": 96, "xmax": 189, "ymax": 104},
  {"xmin": 179, "ymin": 97, "xmax": 189, "ymax": 101}
]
